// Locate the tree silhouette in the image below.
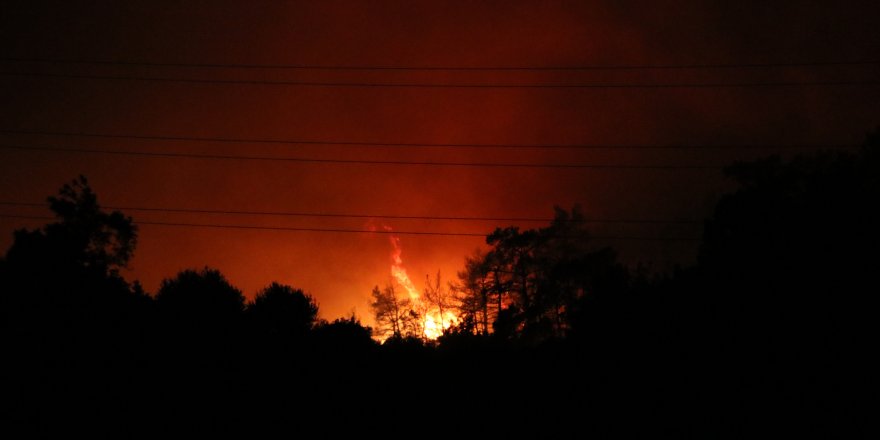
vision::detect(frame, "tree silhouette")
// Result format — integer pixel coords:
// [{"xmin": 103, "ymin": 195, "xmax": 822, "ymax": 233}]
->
[
  {"xmin": 1, "ymin": 175, "xmax": 143, "ymax": 336},
  {"xmin": 485, "ymin": 226, "xmax": 534, "ymax": 330},
  {"xmin": 155, "ymin": 267, "xmax": 244, "ymax": 340},
  {"xmin": 423, "ymin": 270, "xmax": 455, "ymax": 334},
  {"xmin": 451, "ymin": 205, "xmax": 626, "ymax": 342},
  {"xmin": 3, "ymin": 131, "xmax": 876, "ymax": 436},
  {"xmin": 453, "ymin": 250, "xmax": 492, "ymax": 335},
  {"xmin": 0, "ymin": 177, "xmax": 153, "ymax": 436},
  {"xmin": 312, "ymin": 315, "xmax": 376, "ymax": 352},
  {"xmin": 246, "ymin": 282, "xmax": 318, "ymax": 340},
  {"xmin": 4, "ymin": 175, "xmax": 137, "ymax": 274},
  {"xmin": 50, "ymin": 175, "xmax": 137, "ymax": 272},
  {"xmin": 369, "ymin": 284, "xmax": 415, "ymax": 340},
  {"xmin": 697, "ymin": 133, "xmax": 879, "ymax": 360}
]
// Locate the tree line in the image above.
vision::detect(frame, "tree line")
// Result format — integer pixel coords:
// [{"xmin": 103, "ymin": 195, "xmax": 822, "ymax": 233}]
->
[
  {"xmin": 2, "ymin": 129, "xmax": 876, "ymax": 435},
  {"xmin": 0, "ymin": 176, "xmax": 373, "ymax": 349}
]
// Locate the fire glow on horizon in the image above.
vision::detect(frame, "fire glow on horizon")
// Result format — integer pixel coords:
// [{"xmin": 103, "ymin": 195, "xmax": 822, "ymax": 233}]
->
[{"xmin": 385, "ymin": 227, "xmax": 457, "ymax": 339}]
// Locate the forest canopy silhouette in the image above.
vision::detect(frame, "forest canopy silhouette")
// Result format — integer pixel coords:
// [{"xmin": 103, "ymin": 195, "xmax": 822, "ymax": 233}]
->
[{"xmin": 1, "ymin": 130, "xmax": 877, "ymax": 435}]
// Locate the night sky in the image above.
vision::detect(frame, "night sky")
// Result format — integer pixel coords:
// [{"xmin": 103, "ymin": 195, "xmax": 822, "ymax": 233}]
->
[{"xmin": 1, "ymin": 0, "xmax": 878, "ymax": 321}]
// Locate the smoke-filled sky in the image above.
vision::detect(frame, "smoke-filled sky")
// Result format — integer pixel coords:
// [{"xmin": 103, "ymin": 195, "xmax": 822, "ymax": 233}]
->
[{"xmin": 1, "ymin": 0, "xmax": 878, "ymax": 321}]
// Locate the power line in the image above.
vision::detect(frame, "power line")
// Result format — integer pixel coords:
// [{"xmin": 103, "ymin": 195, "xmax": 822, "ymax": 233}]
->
[
  {"xmin": 0, "ymin": 129, "xmax": 857, "ymax": 151},
  {"xmin": 3, "ymin": 71, "xmax": 878, "ymax": 89},
  {"xmin": 0, "ymin": 214, "xmax": 701, "ymax": 241},
  {"xmin": 0, "ymin": 213, "xmax": 480, "ymax": 236},
  {"xmin": 3, "ymin": 57, "xmax": 879, "ymax": 71},
  {"xmin": 0, "ymin": 144, "xmax": 722, "ymax": 169},
  {"xmin": 0, "ymin": 202, "xmax": 702, "ymax": 224}
]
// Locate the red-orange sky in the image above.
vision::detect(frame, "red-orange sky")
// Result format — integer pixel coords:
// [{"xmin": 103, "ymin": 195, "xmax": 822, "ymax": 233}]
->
[{"xmin": 1, "ymin": 1, "xmax": 878, "ymax": 322}]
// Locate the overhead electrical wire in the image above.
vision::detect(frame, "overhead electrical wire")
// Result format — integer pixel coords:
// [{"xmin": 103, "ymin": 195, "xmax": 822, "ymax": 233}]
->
[
  {"xmin": 1, "ymin": 56, "xmax": 864, "ymax": 240},
  {"xmin": 1, "ymin": 58, "xmax": 852, "ymax": 240},
  {"xmin": 0, "ymin": 202, "xmax": 701, "ymax": 224},
  {"xmin": 2, "ymin": 71, "xmax": 878, "ymax": 89},
  {"xmin": 0, "ymin": 144, "xmax": 722, "ymax": 169},
  {"xmin": 0, "ymin": 129, "xmax": 858, "ymax": 151},
  {"xmin": 3, "ymin": 57, "xmax": 878, "ymax": 71},
  {"xmin": 0, "ymin": 214, "xmax": 701, "ymax": 241}
]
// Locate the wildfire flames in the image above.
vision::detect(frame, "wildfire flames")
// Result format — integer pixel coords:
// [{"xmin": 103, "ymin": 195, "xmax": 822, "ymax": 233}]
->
[
  {"xmin": 386, "ymin": 229, "xmax": 457, "ymax": 339},
  {"xmin": 388, "ymin": 235, "xmax": 419, "ymax": 299}
]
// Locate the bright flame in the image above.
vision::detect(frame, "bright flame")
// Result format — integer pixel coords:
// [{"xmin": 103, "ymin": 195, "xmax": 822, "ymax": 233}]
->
[
  {"xmin": 388, "ymin": 233, "xmax": 420, "ymax": 301},
  {"xmin": 423, "ymin": 309, "xmax": 458, "ymax": 339},
  {"xmin": 385, "ymin": 227, "xmax": 458, "ymax": 339}
]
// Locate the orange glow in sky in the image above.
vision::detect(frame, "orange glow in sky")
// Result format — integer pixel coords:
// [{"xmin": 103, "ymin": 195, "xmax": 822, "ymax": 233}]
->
[{"xmin": 1, "ymin": 1, "xmax": 876, "ymax": 330}]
